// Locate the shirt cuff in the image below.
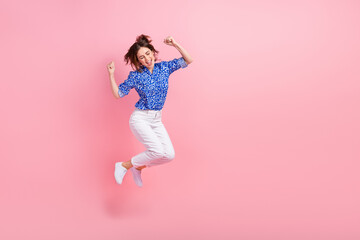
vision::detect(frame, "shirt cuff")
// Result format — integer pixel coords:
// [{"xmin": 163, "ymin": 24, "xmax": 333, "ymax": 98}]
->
[
  {"xmin": 118, "ymin": 89, "xmax": 126, "ymax": 98},
  {"xmin": 179, "ymin": 57, "xmax": 188, "ymax": 68}
]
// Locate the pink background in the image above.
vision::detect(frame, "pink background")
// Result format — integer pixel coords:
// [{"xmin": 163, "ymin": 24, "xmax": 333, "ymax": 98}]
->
[{"xmin": 1, "ymin": 0, "xmax": 359, "ymax": 239}]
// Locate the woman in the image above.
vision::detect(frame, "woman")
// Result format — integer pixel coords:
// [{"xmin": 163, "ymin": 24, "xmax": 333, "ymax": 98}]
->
[{"xmin": 107, "ymin": 34, "xmax": 193, "ymax": 187}]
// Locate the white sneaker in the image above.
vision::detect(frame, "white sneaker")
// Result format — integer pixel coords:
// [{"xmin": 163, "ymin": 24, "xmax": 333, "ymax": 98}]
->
[
  {"xmin": 114, "ymin": 162, "xmax": 127, "ymax": 184},
  {"xmin": 130, "ymin": 167, "xmax": 143, "ymax": 187}
]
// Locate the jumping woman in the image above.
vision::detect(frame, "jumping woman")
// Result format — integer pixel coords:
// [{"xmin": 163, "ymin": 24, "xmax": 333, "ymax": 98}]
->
[{"xmin": 107, "ymin": 34, "xmax": 193, "ymax": 187}]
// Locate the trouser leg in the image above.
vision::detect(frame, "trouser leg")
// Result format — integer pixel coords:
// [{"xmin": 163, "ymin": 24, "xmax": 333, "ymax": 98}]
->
[
  {"xmin": 146, "ymin": 117, "xmax": 175, "ymax": 167},
  {"xmin": 129, "ymin": 110, "xmax": 175, "ymax": 168}
]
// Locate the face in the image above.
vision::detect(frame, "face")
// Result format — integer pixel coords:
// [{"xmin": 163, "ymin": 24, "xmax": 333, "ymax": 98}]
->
[{"xmin": 137, "ymin": 47, "xmax": 155, "ymax": 69}]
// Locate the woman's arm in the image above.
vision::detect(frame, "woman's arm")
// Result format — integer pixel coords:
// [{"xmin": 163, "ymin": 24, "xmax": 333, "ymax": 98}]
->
[
  {"xmin": 109, "ymin": 73, "xmax": 120, "ymax": 99},
  {"xmin": 107, "ymin": 61, "xmax": 120, "ymax": 99},
  {"xmin": 164, "ymin": 36, "xmax": 193, "ymax": 65},
  {"xmin": 174, "ymin": 43, "xmax": 193, "ymax": 65}
]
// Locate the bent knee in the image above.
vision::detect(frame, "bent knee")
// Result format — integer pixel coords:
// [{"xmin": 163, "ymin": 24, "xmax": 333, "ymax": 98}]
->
[{"xmin": 164, "ymin": 150, "xmax": 175, "ymax": 161}]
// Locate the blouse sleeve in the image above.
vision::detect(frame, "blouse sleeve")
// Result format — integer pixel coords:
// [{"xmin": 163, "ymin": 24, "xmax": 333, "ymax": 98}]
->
[
  {"xmin": 118, "ymin": 71, "xmax": 136, "ymax": 97},
  {"xmin": 166, "ymin": 57, "xmax": 188, "ymax": 75}
]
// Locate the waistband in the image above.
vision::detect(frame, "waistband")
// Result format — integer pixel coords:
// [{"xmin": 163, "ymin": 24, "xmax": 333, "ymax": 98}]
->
[{"xmin": 134, "ymin": 108, "xmax": 162, "ymax": 113}]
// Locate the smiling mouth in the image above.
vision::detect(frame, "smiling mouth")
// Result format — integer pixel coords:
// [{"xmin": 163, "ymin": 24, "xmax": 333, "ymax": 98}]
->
[{"xmin": 146, "ymin": 59, "xmax": 152, "ymax": 65}]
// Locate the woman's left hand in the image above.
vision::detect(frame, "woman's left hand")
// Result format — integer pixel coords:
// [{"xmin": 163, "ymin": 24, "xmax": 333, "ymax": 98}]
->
[{"xmin": 164, "ymin": 36, "xmax": 177, "ymax": 47}]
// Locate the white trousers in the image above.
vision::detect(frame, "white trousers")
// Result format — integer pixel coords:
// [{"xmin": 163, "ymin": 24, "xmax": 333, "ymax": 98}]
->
[{"xmin": 129, "ymin": 108, "xmax": 175, "ymax": 168}]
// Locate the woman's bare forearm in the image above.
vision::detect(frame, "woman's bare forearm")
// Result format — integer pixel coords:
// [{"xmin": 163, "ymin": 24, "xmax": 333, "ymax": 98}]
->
[
  {"xmin": 109, "ymin": 73, "xmax": 120, "ymax": 99},
  {"xmin": 173, "ymin": 42, "xmax": 193, "ymax": 65}
]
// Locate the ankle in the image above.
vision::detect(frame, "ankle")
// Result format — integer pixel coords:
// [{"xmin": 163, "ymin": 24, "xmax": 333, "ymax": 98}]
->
[
  {"xmin": 121, "ymin": 162, "xmax": 131, "ymax": 170},
  {"xmin": 136, "ymin": 166, "xmax": 146, "ymax": 171}
]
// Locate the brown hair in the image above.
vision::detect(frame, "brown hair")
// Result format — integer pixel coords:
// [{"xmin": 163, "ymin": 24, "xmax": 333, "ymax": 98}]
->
[{"xmin": 124, "ymin": 34, "xmax": 159, "ymax": 73}]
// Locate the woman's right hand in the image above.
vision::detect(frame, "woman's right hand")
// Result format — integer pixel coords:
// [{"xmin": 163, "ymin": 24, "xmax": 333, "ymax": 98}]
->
[{"xmin": 107, "ymin": 61, "xmax": 115, "ymax": 74}]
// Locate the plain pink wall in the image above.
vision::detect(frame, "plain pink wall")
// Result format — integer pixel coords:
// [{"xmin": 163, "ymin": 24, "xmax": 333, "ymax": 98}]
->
[{"xmin": 1, "ymin": 0, "xmax": 359, "ymax": 239}]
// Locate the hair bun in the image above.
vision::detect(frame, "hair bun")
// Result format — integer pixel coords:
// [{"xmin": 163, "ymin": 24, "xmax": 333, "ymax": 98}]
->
[{"xmin": 136, "ymin": 34, "xmax": 152, "ymax": 44}]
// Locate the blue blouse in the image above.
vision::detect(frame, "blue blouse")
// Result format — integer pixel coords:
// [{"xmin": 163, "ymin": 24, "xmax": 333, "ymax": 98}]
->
[{"xmin": 118, "ymin": 57, "xmax": 188, "ymax": 110}]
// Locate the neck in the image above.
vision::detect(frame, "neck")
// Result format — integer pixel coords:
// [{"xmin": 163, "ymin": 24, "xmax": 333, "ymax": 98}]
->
[{"xmin": 146, "ymin": 65, "xmax": 153, "ymax": 73}]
